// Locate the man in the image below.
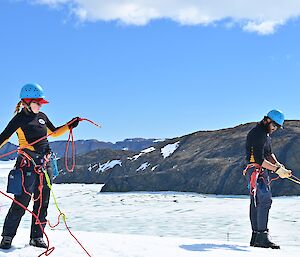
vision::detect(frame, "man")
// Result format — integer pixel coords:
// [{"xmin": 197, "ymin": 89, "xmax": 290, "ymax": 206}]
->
[{"xmin": 244, "ymin": 109, "xmax": 292, "ymax": 249}]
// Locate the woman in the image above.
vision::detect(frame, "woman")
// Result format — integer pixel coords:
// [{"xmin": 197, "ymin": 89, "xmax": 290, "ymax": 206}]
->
[{"xmin": 0, "ymin": 83, "xmax": 79, "ymax": 249}]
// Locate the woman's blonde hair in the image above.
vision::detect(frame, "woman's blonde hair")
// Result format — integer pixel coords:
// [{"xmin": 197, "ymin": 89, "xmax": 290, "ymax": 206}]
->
[{"xmin": 14, "ymin": 100, "xmax": 23, "ymax": 114}]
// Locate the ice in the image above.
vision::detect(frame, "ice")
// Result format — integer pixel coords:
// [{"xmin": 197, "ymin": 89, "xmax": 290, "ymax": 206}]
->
[
  {"xmin": 0, "ymin": 161, "xmax": 299, "ymax": 257},
  {"xmin": 0, "ymin": 160, "xmax": 15, "ymax": 178}
]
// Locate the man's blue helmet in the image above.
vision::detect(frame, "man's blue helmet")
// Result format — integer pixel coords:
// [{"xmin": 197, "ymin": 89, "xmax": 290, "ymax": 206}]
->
[
  {"xmin": 267, "ymin": 109, "xmax": 285, "ymax": 127},
  {"xmin": 20, "ymin": 83, "xmax": 46, "ymax": 99}
]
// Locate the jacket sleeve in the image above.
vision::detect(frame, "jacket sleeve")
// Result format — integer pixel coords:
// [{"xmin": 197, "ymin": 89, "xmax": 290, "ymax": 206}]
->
[
  {"xmin": 0, "ymin": 114, "xmax": 21, "ymax": 148},
  {"xmin": 44, "ymin": 114, "xmax": 70, "ymax": 138}
]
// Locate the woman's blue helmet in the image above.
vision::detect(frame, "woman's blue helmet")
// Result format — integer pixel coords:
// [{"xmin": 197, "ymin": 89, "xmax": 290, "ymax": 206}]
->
[
  {"xmin": 267, "ymin": 109, "xmax": 285, "ymax": 127},
  {"xmin": 20, "ymin": 83, "xmax": 45, "ymax": 99}
]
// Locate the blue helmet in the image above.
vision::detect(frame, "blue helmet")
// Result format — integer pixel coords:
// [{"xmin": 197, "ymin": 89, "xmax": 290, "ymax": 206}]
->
[
  {"xmin": 20, "ymin": 83, "xmax": 46, "ymax": 99},
  {"xmin": 267, "ymin": 109, "xmax": 285, "ymax": 127}
]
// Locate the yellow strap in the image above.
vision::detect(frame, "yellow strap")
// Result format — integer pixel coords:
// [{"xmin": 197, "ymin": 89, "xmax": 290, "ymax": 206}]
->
[{"xmin": 43, "ymin": 168, "xmax": 67, "ymax": 222}]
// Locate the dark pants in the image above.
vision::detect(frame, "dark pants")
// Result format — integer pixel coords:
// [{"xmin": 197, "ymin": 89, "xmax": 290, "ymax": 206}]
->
[
  {"xmin": 2, "ymin": 154, "xmax": 52, "ymax": 239},
  {"xmin": 247, "ymin": 167, "xmax": 272, "ymax": 232}
]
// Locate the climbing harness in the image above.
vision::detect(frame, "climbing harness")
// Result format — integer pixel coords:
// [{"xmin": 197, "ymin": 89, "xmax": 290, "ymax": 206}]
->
[
  {"xmin": 243, "ymin": 163, "xmax": 300, "ymax": 195},
  {"xmin": 244, "ymin": 163, "xmax": 281, "ymax": 206}
]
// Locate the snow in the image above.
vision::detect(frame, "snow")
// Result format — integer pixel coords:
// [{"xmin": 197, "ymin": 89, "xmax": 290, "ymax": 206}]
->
[
  {"xmin": 136, "ymin": 162, "xmax": 150, "ymax": 172},
  {"xmin": 88, "ymin": 163, "xmax": 98, "ymax": 172},
  {"xmin": 0, "ymin": 161, "xmax": 300, "ymax": 257},
  {"xmin": 128, "ymin": 147, "xmax": 156, "ymax": 161},
  {"xmin": 153, "ymin": 138, "xmax": 166, "ymax": 143},
  {"xmin": 141, "ymin": 147, "xmax": 156, "ymax": 154},
  {"xmin": 0, "ymin": 160, "xmax": 15, "ymax": 177},
  {"xmin": 151, "ymin": 165, "xmax": 158, "ymax": 171},
  {"xmin": 95, "ymin": 160, "xmax": 122, "ymax": 173},
  {"xmin": 88, "ymin": 160, "xmax": 122, "ymax": 173},
  {"xmin": 161, "ymin": 141, "xmax": 180, "ymax": 158},
  {"xmin": 0, "ymin": 229, "xmax": 298, "ymax": 257}
]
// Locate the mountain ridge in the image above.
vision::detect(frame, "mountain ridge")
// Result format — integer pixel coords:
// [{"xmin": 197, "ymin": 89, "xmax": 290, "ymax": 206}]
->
[{"xmin": 55, "ymin": 120, "xmax": 300, "ymax": 196}]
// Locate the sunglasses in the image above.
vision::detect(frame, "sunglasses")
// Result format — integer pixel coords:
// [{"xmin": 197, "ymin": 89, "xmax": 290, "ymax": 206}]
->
[
  {"xmin": 31, "ymin": 101, "xmax": 43, "ymax": 106},
  {"xmin": 271, "ymin": 121, "xmax": 280, "ymax": 129}
]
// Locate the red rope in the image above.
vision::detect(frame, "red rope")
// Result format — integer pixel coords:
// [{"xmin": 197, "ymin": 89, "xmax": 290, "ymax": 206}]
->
[
  {"xmin": 63, "ymin": 219, "xmax": 92, "ymax": 257},
  {"xmin": 0, "ymin": 190, "xmax": 54, "ymax": 257},
  {"xmin": 79, "ymin": 118, "xmax": 101, "ymax": 128},
  {"xmin": 64, "ymin": 118, "xmax": 100, "ymax": 172},
  {"xmin": 64, "ymin": 128, "xmax": 75, "ymax": 172}
]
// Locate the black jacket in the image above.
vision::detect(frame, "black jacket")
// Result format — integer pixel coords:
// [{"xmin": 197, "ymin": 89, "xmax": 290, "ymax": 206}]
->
[
  {"xmin": 246, "ymin": 122, "xmax": 272, "ymax": 165},
  {"xmin": 0, "ymin": 109, "xmax": 69, "ymax": 154}
]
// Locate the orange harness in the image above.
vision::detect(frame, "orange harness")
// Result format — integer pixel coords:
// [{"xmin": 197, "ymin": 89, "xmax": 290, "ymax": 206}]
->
[
  {"xmin": 243, "ymin": 163, "xmax": 281, "ymax": 207},
  {"xmin": 243, "ymin": 163, "xmax": 263, "ymax": 197}
]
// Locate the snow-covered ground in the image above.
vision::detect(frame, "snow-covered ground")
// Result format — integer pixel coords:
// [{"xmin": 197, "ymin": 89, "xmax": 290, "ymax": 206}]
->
[
  {"xmin": 0, "ymin": 230, "xmax": 298, "ymax": 257},
  {"xmin": 0, "ymin": 161, "xmax": 300, "ymax": 257}
]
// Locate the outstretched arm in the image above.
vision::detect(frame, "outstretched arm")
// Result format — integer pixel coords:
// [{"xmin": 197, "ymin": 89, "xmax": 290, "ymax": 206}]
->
[
  {"xmin": 45, "ymin": 115, "xmax": 80, "ymax": 138},
  {"xmin": 46, "ymin": 119, "xmax": 69, "ymax": 138}
]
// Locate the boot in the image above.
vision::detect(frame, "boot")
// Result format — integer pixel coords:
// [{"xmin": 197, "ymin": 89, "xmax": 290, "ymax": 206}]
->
[
  {"xmin": 250, "ymin": 231, "xmax": 257, "ymax": 246},
  {"xmin": 0, "ymin": 236, "xmax": 13, "ymax": 249},
  {"xmin": 29, "ymin": 237, "xmax": 47, "ymax": 249},
  {"xmin": 254, "ymin": 231, "xmax": 280, "ymax": 249}
]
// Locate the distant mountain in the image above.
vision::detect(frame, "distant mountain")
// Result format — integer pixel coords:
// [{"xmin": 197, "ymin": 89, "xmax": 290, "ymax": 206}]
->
[
  {"xmin": 0, "ymin": 138, "xmax": 160, "ymax": 161},
  {"xmin": 0, "ymin": 142, "xmax": 18, "ymax": 161},
  {"xmin": 55, "ymin": 120, "xmax": 300, "ymax": 196}
]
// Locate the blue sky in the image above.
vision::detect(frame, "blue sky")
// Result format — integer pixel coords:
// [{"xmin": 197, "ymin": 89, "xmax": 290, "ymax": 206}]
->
[{"xmin": 1, "ymin": 0, "xmax": 300, "ymax": 143}]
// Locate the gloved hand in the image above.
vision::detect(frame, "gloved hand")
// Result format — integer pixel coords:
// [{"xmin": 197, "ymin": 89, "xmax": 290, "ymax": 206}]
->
[
  {"xmin": 275, "ymin": 162, "xmax": 285, "ymax": 169},
  {"xmin": 276, "ymin": 166, "xmax": 292, "ymax": 179},
  {"xmin": 68, "ymin": 117, "xmax": 80, "ymax": 129}
]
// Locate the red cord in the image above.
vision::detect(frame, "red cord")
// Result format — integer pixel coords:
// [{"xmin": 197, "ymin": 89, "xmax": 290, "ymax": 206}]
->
[
  {"xmin": 64, "ymin": 128, "xmax": 76, "ymax": 172},
  {"xmin": 63, "ymin": 219, "xmax": 92, "ymax": 257},
  {"xmin": 0, "ymin": 189, "xmax": 54, "ymax": 257}
]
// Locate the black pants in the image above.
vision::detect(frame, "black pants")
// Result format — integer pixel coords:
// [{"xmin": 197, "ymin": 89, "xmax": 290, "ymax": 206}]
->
[
  {"xmin": 247, "ymin": 167, "xmax": 272, "ymax": 232},
  {"xmin": 2, "ymin": 155, "xmax": 52, "ymax": 239}
]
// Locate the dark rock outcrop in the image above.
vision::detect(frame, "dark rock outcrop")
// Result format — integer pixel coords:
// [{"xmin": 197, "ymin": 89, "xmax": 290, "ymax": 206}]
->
[
  {"xmin": 0, "ymin": 142, "xmax": 18, "ymax": 161},
  {"xmin": 56, "ymin": 120, "xmax": 300, "ymax": 196}
]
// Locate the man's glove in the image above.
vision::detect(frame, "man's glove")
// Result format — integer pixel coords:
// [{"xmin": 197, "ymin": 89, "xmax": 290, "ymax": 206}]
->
[
  {"xmin": 275, "ymin": 162, "xmax": 285, "ymax": 169},
  {"xmin": 275, "ymin": 166, "xmax": 292, "ymax": 179},
  {"xmin": 68, "ymin": 117, "xmax": 80, "ymax": 129}
]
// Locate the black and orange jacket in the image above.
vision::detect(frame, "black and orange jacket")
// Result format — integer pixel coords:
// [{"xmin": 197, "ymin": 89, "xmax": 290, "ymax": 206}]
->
[
  {"xmin": 0, "ymin": 108, "xmax": 69, "ymax": 154},
  {"xmin": 246, "ymin": 122, "xmax": 272, "ymax": 165}
]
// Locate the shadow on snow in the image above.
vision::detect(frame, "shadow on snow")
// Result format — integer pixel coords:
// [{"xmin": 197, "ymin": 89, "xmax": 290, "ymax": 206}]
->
[{"xmin": 180, "ymin": 243, "xmax": 249, "ymax": 252}]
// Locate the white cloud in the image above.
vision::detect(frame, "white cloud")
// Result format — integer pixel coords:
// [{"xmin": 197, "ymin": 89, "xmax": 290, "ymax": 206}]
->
[
  {"xmin": 31, "ymin": 0, "xmax": 300, "ymax": 34},
  {"xmin": 243, "ymin": 20, "xmax": 284, "ymax": 35}
]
